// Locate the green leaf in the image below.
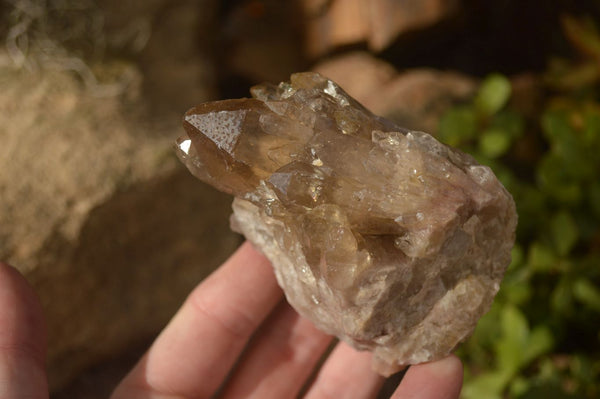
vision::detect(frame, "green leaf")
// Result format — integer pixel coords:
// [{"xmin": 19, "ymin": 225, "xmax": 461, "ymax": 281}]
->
[
  {"xmin": 583, "ymin": 110, "xmax": 600, "ymax": 146},
  {"xmin": 540, "ymin": 110, "xmax": 595, "ymax": 181},
  {"xmin": 523, "ymin": 326, "xmax": 554, "ymax": 364},
  {"xmin": 496, "ymin": 167, "xmax": 516, "ymax": 190},
  {"xmin": 462, "ymin": 371, "xmax": 512, "ymax": 399},
  {"xmin": 479, "ymin": 128, "xmax": 512, "ymax": 158},
  {"xmin": 573, "ymin": 278, "xmax": 600, "ymax": 312},
  {"xmin": 513, "ymin": 185, "xmax": 548, "ymax": 238},
  {"xmin": 491, "ymin": 110, "xmax": 525, "ymax": 138},
  {"xmin": 550, "ymin": 211, "xmax": 579, "ymax": 256},
  {"xmin": 469, "ymin": 302, "xmax": 503, "ymax": 349},
  {"xmin": 570, "ymin": 354, "xmax": 596, "ymax": 383},
  {"xmin": 527, "ymin": 242, "xmax": 556, "ymax": 272},
  {"xmin": 438, "ymin": 106, "xmax": 477, "ymax": 146},
  {"xmin": 475, "ymin": 74, "xmax": 512, "ymax": 116},
  {"xmin": 517, "ymin": 382, "xmax": 582, "ymax": 399},
  {"xmin": 589, "ymin": 182, "xmax": 600, "ymax": 218},
  {"xmin": 496, "ymin": 305, "xmax": 530, "ymax": 372},
  {"xmin": 537, "ymin": 154, "xmax": 583, "ymax": 205},
  {"xmin": 551, "ymin": 277, "xmax": 574, "ymax": 314},
  {"xmin": 541, "ymin": 111, "xmax": 573, "ymax": 144},
  {"xmin": 562, "ymin": 15, "xmax": 600, "ymax": 59},
  {"xmin": 503, "ymin": 281, "xmax": 532, "ymax": 305},
  {"xmin": 510, "ymin": 376, "xmax": 530, "ymax": 397},
  {"xmin": 508, "ymin": 245, "xmax": 524, "ymax": 270}
]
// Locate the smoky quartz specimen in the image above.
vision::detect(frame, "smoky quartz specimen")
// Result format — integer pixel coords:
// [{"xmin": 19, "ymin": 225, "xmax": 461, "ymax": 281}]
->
[{"xmin": 176, "ymin": 72, "xmax": 517, "ymax": 376}]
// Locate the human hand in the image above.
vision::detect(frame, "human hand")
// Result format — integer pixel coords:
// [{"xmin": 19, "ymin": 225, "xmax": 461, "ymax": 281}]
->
[{"xmin": 0, "ymin": 242, "xmax": 463, "ymax": 398}]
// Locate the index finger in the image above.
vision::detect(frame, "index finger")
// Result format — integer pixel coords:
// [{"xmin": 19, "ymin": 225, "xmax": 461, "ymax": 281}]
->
[
  {"xmin": 111, "ymin": 242, "xmax": 283, "ymax": 399},
  {"xmin": 391, "ymin": 355, "xmax": 463, "ymax": 399}
]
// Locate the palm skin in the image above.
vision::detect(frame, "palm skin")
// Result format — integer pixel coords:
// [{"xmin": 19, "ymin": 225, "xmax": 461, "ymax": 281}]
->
[{"xmin": 0, "ymin": 242, "xmax": 463, "ymax": 399}]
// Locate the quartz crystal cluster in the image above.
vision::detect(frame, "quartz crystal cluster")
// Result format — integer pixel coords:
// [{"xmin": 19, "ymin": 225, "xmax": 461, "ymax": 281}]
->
[{"xmin": 176, "ymin": 72, "xmax": 517, "ymax": 376}]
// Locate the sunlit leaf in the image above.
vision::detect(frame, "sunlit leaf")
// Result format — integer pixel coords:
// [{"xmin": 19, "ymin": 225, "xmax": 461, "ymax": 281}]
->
[
  {"xmin": 475, "ymin": 74, "xmax": 511, "ymax": 116},
  {"xmin": 469, "ymin": 302, "xmax": 503, "ymax": 349},
  {"xmin": 510, "ymin": 376, "xmax": 530, "ymax": 397},
  {"xmin": 573, "ymin": 278, "xmax": 600, "ymax": 312},
  {"xmin": 436, "ymin": 40, "xmax": 600, "ymax": 396},
  {"xmin": 527, "ymin": 242, "xmax": 556, "ymax": 272},
  {"xmin": 508, "ymin": 244, "xmax": 524, "ymax": 270},
  {"xmin": 523, "ymin": 326, "xmax": 554, "ymax": 364},
  {"xmin": 462, "ymin": 371, "xmax": 512, "ymax": 399},
  {"xmin": 438, "ymin": 106, "xmax": 477, "ymax": 146},
  {"xmin": 496, "ymin": 305, "xmax": 529, "ymax": 372},
  {"xmin": 503, "ymin": 281, "xmax": 532, "ymax": 306},
  {"xmin": 479, "ymin": 128, "xmax": 512, "ymax": 158},
  {"xmin": 542, "ymin": 110, "xmax": 573, "ymax": 143}
]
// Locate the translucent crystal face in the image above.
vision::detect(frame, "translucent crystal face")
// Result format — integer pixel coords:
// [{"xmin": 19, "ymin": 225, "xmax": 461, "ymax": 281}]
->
[{"xmin": 177, "ymin": 72, "xmax": 517, "ymax": 375}]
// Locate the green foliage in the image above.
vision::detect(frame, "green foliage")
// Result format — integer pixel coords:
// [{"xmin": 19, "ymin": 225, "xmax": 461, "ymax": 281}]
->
[
  {"xmin": 439, "ymin": 16, "xmax": 600, "ymax": 398},
  {"xmin": 475, "ymin": 74, "xmax": 512, "ymax": 117}
]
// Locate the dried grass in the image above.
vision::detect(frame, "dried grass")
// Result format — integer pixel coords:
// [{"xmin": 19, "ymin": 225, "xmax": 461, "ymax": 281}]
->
[{"xmin": 2, "ymin": 0, "xmax": 147, "ymax": 96}]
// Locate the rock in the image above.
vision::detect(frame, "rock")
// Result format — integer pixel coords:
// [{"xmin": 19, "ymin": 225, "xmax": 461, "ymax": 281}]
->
[
  {"xmin": 130, "ymin": 0, "xmax": 219, "ymax": 116},
  {"xmin": 177, "ymin": 72, "xmax": 517, "ymax": 375},
  {"xmin": 303, "ymin": 0, "xmax": 460, "ymax": 57},
  {"xmin": 220, "ymin": 0, "xmax": 306, "ymax": 83},
  {"xmin": 313, "ymin": 52, "xmax": 477, "ymax": 133},
  {"xmin": 367, "ymin": 0, "xmax": 460, "ymax": 51},
  {"xmin": 313, "ymin": 52, "xmax": 398, "ymax": 108},
  {"xmin": 1, "ymin": 0, "xmax": 241, "ymax": 392},
  {"xmin": 303, "ymin": 0, "xmax": 370, "ymax": 58},
  {"xmin": 0, "ymin": 60, "xmax": 238, "ymax": 391}
]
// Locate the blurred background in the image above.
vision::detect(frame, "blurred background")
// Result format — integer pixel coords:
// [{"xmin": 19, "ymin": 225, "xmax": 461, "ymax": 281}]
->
[{"xmin": 1, "ymin": 0, "xmax": 599, "ymax": 398}]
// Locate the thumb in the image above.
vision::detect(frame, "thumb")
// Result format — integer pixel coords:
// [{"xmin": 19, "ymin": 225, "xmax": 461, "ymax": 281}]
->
[{"xmin": 0, "ymin": 262, "xmax": 48, "ymax": 399}]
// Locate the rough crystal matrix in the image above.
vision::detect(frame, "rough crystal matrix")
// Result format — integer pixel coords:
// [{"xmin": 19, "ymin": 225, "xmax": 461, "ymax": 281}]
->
[{"xmin": 176, "ymin": 72, "xmax": 517, "ymax": 376}]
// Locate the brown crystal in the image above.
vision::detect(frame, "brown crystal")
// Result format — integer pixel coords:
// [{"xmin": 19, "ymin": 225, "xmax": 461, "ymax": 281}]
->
[{"xmin": 177, "ymin": 72, "xmax": 517, "ymax": 376}]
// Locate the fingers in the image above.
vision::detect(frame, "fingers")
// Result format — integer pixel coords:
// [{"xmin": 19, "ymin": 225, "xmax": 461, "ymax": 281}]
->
[
  {"xmin": 0, "ymin": 262, "xmax": 48, "ymax": 399},
  {"xmin": 112, "ymin": 242, "xmax": 283, "ymax": 399},
  {"xmin": 219, "ymin": 301, "xmax": 333, "ymax": 399},
  {"xmin": 391, "ymin": 355, "xmax": 463, "ymax": 399},
  {"xmin": 111, "ymin": 240, "xmax": 464, "ymax": 399},
  {"xmin": 304, "ymin": 342, "xmax": 384, "ymax": 399}
]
